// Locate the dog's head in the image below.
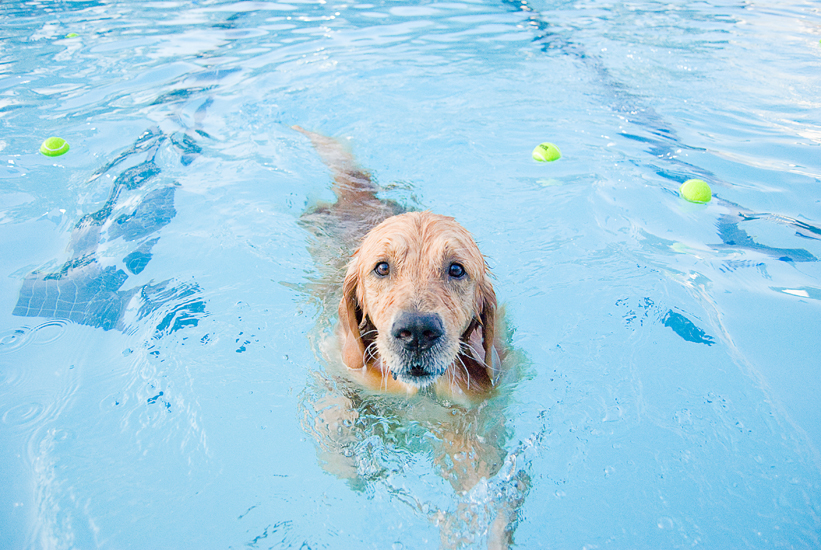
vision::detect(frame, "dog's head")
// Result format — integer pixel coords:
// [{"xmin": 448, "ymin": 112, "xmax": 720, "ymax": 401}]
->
[{"xmin": 339, "ymin": 211, "xmax": 496, "ymax": 389}]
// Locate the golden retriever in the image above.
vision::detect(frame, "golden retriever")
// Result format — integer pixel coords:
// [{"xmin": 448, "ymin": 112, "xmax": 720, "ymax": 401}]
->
[
  {"xmin": 338, "ymin": 210, "xmax": 501, "ymax": 401},
  {"xmin": 294, "ymin": 126, "xmax": 523, "ymax": 549},
  {"xmin": 295, "ymin": 126, "xmax": 500, "ymax": 402}
]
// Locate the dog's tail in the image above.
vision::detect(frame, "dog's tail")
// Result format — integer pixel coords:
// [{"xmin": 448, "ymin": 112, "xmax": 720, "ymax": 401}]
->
[{"xmin": 293, "ymin": 125, "xmax": 380, "ymax": 206}]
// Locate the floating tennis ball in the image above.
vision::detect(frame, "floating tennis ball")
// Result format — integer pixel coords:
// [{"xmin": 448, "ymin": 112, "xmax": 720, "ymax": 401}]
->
[
  {"xmin": 532, "ymin": 142, "xmax": 561, "ymax": 162},
  {"xmin": 40, "ymin": 137, "xmax": 70, "ymax": 157},
  {"xmin": 66, "ymin": 33, "xmax": 80, "ymax": 38},
  {"xmin": 679, "ymin": 178, "xmax": 711, "ymax": 203}
]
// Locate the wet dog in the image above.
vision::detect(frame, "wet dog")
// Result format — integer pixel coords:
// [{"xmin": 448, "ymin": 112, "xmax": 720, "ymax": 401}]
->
[
  {"xmin": 337, "ymin": 209, "xmax": 500, "ymax": 399},
  {"xmin": 295, "ymin": 126, "xmax": 501, "ymax": 403},
  {"xmin": 295, "ymin": 126, "xmax": 523, "ymax": 549}
]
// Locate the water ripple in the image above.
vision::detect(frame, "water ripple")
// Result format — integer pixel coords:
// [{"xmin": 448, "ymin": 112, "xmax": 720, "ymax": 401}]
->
[
  {"xmin": 0, "ymin": 326, "xmax": 32, "ymax": 354},
  {"xmin": 30, "ymin": 320, "xmax": 69, "ymax": 345},
  {"xmin": 2, "ymin": 400, "xmax": 47, "ymax": 427}
]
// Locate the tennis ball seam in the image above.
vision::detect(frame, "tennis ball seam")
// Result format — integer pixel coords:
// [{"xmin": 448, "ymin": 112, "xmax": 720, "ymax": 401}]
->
[{"xmin": 40, "ymin": 137, "xmax": 70, "ymax": 157}]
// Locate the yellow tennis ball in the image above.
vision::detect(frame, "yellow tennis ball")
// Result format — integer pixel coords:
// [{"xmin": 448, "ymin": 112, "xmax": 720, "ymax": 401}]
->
[
  {"xmin": 40, "ymin": 137, "xmax": 70, "ymax": 157},
  {"xmin": 532, "ymin": 142, "xmax": 561, "ymax": 162},
  {"xmin": 679, "ymin": 179, "xmax": 711, "ymax": 203}
]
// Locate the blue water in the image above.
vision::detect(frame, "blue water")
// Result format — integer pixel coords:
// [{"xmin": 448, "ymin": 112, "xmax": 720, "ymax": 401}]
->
[{"xmin": 2, "ymin": 0, "xmax": 820, "ymax": 548}]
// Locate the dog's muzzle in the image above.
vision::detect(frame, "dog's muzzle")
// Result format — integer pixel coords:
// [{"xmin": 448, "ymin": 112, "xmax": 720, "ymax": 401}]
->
[{"xmin": 388, "ymin": 312, "xmax": 450, "ymax": 386}]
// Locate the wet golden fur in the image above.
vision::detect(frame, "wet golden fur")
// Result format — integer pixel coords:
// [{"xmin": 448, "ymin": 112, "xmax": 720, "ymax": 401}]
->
[
  {"xmin": 295, "ymin": 126, "xmax": 521, "ymax": 549},
  {"xmin": 294, "ymin": 125, "xmax": 501, "ymax": 403},
  {"xmin": 339, "ymin": 211, "xmax": 500, "ymax": 402}
]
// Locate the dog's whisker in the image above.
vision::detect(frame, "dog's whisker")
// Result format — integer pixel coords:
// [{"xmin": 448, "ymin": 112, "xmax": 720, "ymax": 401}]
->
[
  {"xmin": 362, "ymin": 341, "xmax": 380, "ymax": 370},
  {"xmin": 367, "ymin": 342, "xmax": 379, "ymax": 360},
  {"xmin": 448, "ymin": 358, "xmax": 459, "ymax": 392},
  {"xmin": 459, "ymin": 341, "xmax": 477, "ymax": 362},
  {"xmin": 359, "ymin": 328, "xmax": 378, "ymax": 340},
  {"xmin": 455, "ymin": 353, "xmax": 472, "ymax": 392},
  {"xmin": 461, "ymin": 340, "xmax": 491, "ymax": 370}
]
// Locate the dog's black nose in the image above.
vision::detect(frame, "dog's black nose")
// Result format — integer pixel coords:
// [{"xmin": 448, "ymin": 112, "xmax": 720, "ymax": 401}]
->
[{"xmin": 391, "ymin": 312, "xmax": 444, "ymax": 352}]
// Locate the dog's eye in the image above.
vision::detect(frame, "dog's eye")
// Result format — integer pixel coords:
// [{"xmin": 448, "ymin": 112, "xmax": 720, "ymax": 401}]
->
[
  {"xmin": 448, "ymin": 263, "xmax": 466, "ymax": 279},
  {"xmin": 374, "ymin": 262, "xmax": 390, "ymax": 277}
]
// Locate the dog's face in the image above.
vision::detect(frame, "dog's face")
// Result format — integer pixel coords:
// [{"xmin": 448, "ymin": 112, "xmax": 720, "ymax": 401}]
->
[{"xmin": 339, "ymin": 211, "xmax": 496, "ymax": 391}]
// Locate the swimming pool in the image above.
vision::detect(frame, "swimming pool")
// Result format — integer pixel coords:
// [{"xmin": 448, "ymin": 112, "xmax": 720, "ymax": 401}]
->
[{"xmin": 1, "ymin": 0, "xmax": 820, "ymax": 547}]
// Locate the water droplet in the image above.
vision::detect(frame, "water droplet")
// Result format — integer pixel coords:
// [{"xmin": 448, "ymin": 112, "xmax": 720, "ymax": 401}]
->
[{"xmin": 657, "ymin": 516, "xmax": 674, "ymax": 529}]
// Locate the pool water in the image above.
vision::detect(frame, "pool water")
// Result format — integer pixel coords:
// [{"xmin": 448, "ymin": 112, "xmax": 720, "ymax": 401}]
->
[{"xmin": 2, "ymin": 0, "xmax": 820, "ymax": 548}]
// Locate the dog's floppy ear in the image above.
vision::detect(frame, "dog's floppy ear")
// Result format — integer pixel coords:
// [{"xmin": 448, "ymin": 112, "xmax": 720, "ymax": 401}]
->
[
  {"xmin": 477, "ymin": 272, "xmax": 498, "ymax": 382},
  {"xmin": 339, "ymin": 258, "xmax": 365, "ymax": 355}
]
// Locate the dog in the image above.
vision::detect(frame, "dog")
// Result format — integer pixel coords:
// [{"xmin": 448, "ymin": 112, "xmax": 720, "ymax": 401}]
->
[
  {"xmin": 294, "ymin": 126, "xmax": 524, "ymax": 549},
  {"xmin": 295, "ymin": 126, "xmax": 501, "ymax": 401},
  {"xmin": 337, "ymin": 209, "xmax": 501, "ymax": 400}
]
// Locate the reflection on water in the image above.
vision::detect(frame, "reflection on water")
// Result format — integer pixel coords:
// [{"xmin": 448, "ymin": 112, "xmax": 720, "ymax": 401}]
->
[{"xmin": 13, "ymin": 128, "xmax": 206, "ymax": 334}]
